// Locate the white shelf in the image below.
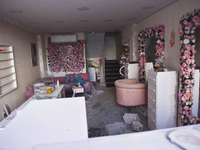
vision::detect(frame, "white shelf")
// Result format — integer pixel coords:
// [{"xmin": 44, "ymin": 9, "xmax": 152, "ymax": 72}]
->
[
  {"xmin": 0, "ymin": 65, "xmax": 14, "ymax": 70},
  {"xmin": 0, "ymin": 45, "xmax": 17, "ymax": 97},
  {"xmin": 0, "ymin": 87, "xmax": 17, "ymax": 98},
  {"xmin": 0, "ymin": 51, "xmax": 13, "ymax": 53},
  {"xmin": 0, "ymin": 73, "xmax": 15, "ymax": 79},
  {"xmin": 0, "ymin": 79, "xmax": 16, "ymax": 87},
  {"xmin": 0, "ymin": 58, "xmax": 13, "ymax": 62}
]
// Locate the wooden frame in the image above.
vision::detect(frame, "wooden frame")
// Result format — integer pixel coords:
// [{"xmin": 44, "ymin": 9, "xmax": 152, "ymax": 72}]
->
[{"xmin": 30, "ymin": 43, "xmax": 37, "ymax": 67}]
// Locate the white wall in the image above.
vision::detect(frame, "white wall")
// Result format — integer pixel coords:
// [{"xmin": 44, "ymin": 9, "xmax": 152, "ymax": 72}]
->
[
  {"xmin": 122, "ymin": 24, "xmax": 138, "ymax": 61},
  {"xmin": 115, "ymin": 32, "xmax": 122, "ymax": 61},
  {"xmin": 123, "ymin": 0, "xmax": 200, "ymax": 71},
  {"xmin": 105, "ymin": 33, "xmax": 116, "ymax": 60},
  {"xmin": 86, "ymin": 32, "xmax": 122, "ymax": 61},
  {"xmin": 0, "ymin": 19, "xmax": 40, "ymax": 121},
  {"xmin": 86, "ymin": 33, "xmax": 105, "ymax": 59}
]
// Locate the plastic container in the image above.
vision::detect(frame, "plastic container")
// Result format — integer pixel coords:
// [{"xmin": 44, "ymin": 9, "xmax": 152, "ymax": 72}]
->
[
  {"xmin": 34, "ymin": 83, "xmax": 45, "ymax": 94},
  {"xmin": 57, "ymin": 80, "xmax": 59, "ymax": 87}
]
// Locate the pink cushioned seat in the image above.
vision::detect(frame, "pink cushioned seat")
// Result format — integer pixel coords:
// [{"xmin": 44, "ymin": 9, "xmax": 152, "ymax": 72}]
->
[
  {"xmin": 27, "ymin": 85, "xmax": 34, "ymax": 91},
  {"xmin": 114, "ymin": 78, "xmax": 147, "ymax": 106},
  {"xmin": 25, "ymin": 91, "xmax": 34, "ymax": 100}
]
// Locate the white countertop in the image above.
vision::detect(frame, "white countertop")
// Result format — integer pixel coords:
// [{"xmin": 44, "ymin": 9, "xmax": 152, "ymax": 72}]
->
[
  {"xmin": 0, "ymin": 97, "xmax": 88, "ymax": 150},
  {"xmin": 34, "ymin": 124, "xmax": 200, "ymax": 150}
]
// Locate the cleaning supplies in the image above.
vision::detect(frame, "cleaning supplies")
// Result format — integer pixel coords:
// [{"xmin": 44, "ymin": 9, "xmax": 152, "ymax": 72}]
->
[{"xmin": 57, "ymin": 80, "xmax": 59, "ymax": 87}]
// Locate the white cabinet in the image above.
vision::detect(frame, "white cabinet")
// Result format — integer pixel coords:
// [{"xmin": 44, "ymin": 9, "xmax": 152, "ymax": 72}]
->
[
  {"xmin": 88, "ymin": 67, "xmax": 96, "ymax": 82},
  {"xmin": 127, "ymin": 62, "xmax": 153, "ymax": 82},
  {"xmin": 147, "ymin": 70, "xmax": 178, "ymax": 130}
]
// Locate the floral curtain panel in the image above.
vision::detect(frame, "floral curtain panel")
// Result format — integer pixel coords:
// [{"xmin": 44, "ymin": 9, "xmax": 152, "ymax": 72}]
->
[{"xmin": 47, "ymin": 38, "xmax": 86, "ymax": 73}]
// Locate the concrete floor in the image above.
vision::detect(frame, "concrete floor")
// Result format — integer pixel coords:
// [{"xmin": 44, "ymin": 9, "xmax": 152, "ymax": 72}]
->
[{"xmin": 85, "ymin": 82, "xmax": 149, "ymax": 137}]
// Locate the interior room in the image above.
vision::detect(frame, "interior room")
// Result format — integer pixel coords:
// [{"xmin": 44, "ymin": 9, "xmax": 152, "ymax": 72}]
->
[{"xmin": 0, "ymin": 0, "xmax": 200, "ymax": 149}]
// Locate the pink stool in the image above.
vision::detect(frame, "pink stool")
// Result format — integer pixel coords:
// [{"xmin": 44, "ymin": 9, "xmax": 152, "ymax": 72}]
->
[
  {"xmin": 25, "ymin": 91, "xmax": 34, "ymax": 100},
  {"xmin": 114, "ymin": 78, "xmax": 147, "ymax": 106},
  {"xmin": 27, "ymin": 85, "xmax": 34, "ymax": 91}
]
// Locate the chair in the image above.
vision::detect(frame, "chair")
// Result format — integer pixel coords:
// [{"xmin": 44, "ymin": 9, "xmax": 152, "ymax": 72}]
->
[
  {"xmin": 25, "ymin": 85, "xmax": 34, "ymax": 100},
  {"xmin": 72, "ymin": 91, "xmax": 76, "ymax": 97},
  {"xmin": 114, "ymin": 78, "xmax": 147, "ymax": 106},
  {"xmin": 3, "ymin": 104, "xmax": 11, "ymax": 118}
]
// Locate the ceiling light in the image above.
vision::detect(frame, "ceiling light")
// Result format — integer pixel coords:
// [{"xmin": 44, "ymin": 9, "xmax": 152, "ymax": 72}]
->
[
  {"xmin": 77, "ymin": 7, "xmax": 89, "ymax": 11},
  {"xmin": 142, "ymin": 6, "xmax": 154, "ymax": 10}
]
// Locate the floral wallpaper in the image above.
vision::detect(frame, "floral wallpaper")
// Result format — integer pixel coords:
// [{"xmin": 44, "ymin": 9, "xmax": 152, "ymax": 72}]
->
[
  {"xmin": 138, "ymin": 25, "xmax": 165, "ymax": 82},
  {"xmin": 47, "ymin": 38, "xmax": 86, "ymax": 73},
  {"xmin": 178, "ymin": 9, "xmax": 200, "ymax": 125}
]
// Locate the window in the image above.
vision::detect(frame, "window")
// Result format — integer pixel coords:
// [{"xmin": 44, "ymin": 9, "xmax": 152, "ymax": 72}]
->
[{"xmin": 0, "ymin": 45, "xmax": 17, "ymax": 97}]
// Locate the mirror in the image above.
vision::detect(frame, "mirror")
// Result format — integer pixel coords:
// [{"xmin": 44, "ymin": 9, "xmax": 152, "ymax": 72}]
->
[
  {"xmin": 145, "ymin": 37, "xmax": 156, "ymax": 63},
  {"xmin": 195, "ymin": 26, "xmax": 200, "ymax": 69},
  {"xmin": 138, "ymin": 25, "xmax": 165, "ymax": 82},
  {"xmin": 195, "ymin": 26, "xmax": 200, "ymax": 116}
]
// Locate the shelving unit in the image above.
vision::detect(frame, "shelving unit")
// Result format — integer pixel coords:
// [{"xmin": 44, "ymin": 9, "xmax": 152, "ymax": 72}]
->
[
  {"xmin": 147, "ymin": 70, "xmax": 178, "ymax": 130},
  {"xmin": 0, "ymin": 45, "xmax": 17, "ymax": 97}
]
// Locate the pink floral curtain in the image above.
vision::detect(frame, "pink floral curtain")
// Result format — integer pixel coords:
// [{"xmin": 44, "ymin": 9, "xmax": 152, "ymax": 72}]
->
[{"xmin": 47, "ymin": 38, "xmax": 86, "ymax": 73}]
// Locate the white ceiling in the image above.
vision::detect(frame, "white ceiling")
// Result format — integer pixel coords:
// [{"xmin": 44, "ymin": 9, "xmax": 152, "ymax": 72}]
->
[{"xmin": 0, "ymin": 0, "xmax": 177, "ymax": 34}]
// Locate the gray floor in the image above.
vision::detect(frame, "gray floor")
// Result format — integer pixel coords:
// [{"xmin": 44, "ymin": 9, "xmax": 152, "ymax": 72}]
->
[{"xmin": 85, "ymin": 82, "xmax": 149, "ymax": 137}]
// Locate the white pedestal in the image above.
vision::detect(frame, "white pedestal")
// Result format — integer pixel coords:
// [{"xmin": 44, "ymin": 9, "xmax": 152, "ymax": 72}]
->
[{"xmin": 193, "ymin": 69, "xmax": 199, "ymax": 117}]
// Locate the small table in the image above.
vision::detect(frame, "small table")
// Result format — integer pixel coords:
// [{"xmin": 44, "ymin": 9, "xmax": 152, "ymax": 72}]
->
[
  {"xmin": 47, "ymin": 85, "xmax": 65, "ymax": 98},
  {"xmin": 35, "ymin": 85, "xmax": 65, "ymax": 99},
  {"xmin": 72, "ymin": 85, "xmax": 84, "ymax": 97},
  {"xmin": 0, "ymin": 85, "xmax": 65, "ymax": 128}
]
